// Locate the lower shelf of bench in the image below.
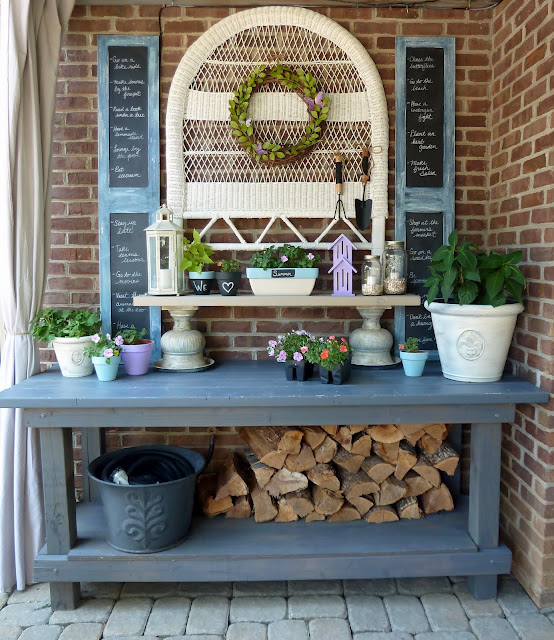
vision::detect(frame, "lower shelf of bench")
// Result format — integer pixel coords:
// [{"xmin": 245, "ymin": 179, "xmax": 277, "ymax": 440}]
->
[{"xmin": 35, "ymin": 497, "xmax": 511, "ymax": 583}]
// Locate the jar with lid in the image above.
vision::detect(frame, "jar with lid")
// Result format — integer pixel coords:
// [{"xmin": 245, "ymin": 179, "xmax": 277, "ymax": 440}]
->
[
  {"xmin": 382, "ymin": 241, "xmax": 407, "ymax": 294},
  {"xmin": 361, "ymin": 255, "xmax": 383, "ymax": 296}
]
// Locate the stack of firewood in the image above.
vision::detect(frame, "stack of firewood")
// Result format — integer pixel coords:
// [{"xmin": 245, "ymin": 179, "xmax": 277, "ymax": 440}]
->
[{"xmin": 197, "ymin": 424, "xmax": 459, "ymax": 524}]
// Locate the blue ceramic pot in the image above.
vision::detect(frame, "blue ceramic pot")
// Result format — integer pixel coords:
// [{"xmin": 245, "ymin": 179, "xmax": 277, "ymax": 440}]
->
[
  {"xmin": 92, "ymin": 355, "xmax": 121, "ymax": 381},
  {"xmin": 399, "ymin": 350, "xmax": 428, "ymax": 377}
]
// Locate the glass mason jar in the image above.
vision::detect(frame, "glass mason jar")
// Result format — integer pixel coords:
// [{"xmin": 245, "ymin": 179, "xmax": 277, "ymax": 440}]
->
[
  {"xmin": 382, "ymin": 241, "xmax": 407, "ymax": 294},
  {"xmin": 361, "ymin": 255, "xmax": 383, "ymax": 296}
]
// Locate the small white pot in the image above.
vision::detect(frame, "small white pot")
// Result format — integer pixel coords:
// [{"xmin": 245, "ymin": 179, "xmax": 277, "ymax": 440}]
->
[
  {"xmin": 52, "ymin": 336, "xmax": 94, "ymax": 377},
  {"xmin": 246, "ymin": 268, "xmax": 318, "ymax": 296},
  {"xmin": 424, "ymin": 301, "xmax": 524, "ymax": 383}
]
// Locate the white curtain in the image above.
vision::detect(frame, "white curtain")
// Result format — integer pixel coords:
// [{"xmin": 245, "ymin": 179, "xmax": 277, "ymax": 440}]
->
[{"xmin": 0, "ymin": 0, "xmax": 75, "ymax": 592}]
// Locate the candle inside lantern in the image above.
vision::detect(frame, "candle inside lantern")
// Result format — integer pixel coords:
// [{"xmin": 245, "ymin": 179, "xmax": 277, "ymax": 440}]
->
[{"xmin": 159, "ymin": 269, "xmax": 172, "ymax": 290}]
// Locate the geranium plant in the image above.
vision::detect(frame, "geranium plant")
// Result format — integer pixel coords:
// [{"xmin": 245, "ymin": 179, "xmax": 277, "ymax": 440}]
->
[
  {"xmin": 251, "ymin": 244, "xmax": 321, "ymax": 270},
  {"xmin": 117, "ymin": 326, "xmax": 147, "ymax": 345},
  {"xmin": 267, "ymin": 329, "xmax": 316, "ymax": 363},
  {"xmin": 306, "ymin": 336, "xmax": 352, "ymax": 371},
  {"xmin": 399, "ymin": 337, "xmax": 421, "ymax": 353},
  {"xmin": 30, "ymin": 309, "xmax": 100, "ymax": 344},
  {"xmin": 83, "ymin": 332, "xmax": 124, "ymax": 364},
  {"xmin": 217, "ymin": 258, "xmax": 241, "ymax": 273}
]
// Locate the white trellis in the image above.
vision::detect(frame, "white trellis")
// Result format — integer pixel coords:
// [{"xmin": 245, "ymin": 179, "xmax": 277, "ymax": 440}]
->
[{"xmin": 166, "ymin": 6, "xmax": 389, "ymax": 254}]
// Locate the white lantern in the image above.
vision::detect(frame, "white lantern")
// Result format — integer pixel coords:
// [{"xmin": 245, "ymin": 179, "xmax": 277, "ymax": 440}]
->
[{"xmin": 145, "ymin": 204, "xmax": 184, "ymax": 295}]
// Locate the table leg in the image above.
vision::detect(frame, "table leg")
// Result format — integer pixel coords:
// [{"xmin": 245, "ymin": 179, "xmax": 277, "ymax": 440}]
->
[
  {"xmin": 80, "ymin": 427, "xmax": 102, "ymax": 503},
  {"xmin": 467, "ymin": 422, "xmax": 502, "ymax": 599},
  {"xmin": 158, "ymin": 307, "xmax": 206, "ymax": 370},
  {"xmin": 40, "ymin": 428, "xmax": 80, "ymax": 610},
  {"xmin": 350, "ymin": 307, "xmax": 395, "ymax": 366}
]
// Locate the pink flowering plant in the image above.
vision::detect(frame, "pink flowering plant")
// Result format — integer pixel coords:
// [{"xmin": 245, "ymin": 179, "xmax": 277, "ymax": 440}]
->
[
  {"xmin": 250, "ymin": 244, "xmax": 321, "ymax": 270},
  {"xmin": 306, "ymin": 335, "xmax": 352, "ymax": 371},
  {"xmin": 267, "ymin": 329, "xmax": 316, "ymax": 364},
  {"xmin": 83, "ymin": 332, "xmax": 124, "ymax": 364}
]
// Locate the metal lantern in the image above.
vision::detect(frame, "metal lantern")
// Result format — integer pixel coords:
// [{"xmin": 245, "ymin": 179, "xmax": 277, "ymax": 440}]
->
[{"xmin": 145, "ymin": 204, "xmax": 184, "ymax": 295}]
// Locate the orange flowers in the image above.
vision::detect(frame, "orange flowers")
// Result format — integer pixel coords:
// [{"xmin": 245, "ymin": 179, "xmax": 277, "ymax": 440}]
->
[
  {"xmin": 340, "ymin": 344, "xmax": 348, "ymax": 353},
  {"xmin": 320, "ymin": 349, "xmax": 329, "ymax": 360}
]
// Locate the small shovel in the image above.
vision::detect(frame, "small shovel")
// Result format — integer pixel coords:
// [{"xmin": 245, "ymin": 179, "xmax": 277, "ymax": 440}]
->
[{"xmin": 355, "ymin": 147, "xmax": 373, "ymax": 231}]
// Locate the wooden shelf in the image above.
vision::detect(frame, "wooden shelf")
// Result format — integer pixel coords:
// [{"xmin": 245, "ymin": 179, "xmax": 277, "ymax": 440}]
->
[{"xmin": 134, "ymin": 293, "xmax": 421, "ymax": 308}]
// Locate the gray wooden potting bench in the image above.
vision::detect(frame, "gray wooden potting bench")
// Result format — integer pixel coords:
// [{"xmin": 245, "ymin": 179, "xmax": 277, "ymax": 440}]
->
[{"xmin": 0, "ymin": 361, "xmax": 547, "ymax": 610}]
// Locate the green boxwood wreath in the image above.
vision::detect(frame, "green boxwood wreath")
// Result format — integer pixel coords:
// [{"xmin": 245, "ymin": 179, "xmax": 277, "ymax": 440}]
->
[{"xmin": 229, "ymin": 64, "xmax": 329, "ymax": 165}]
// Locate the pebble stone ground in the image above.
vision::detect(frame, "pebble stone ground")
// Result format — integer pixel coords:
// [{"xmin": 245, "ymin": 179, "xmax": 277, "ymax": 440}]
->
[{"xmin": 0, "ymin": 575, "xmax": 553, "ymax": 640}]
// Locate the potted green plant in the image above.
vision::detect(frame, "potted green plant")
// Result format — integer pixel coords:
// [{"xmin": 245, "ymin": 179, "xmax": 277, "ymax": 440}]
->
[
  {"xmin": 306, "ymin": 335, "xmax": 352, "ymax": 385},
  {"xmin": 117, "ymin": 326, "xmax": 154, "ymax": 376},
  {"xmin": 267, "ymin": 329, "xmax": 317, "ymax": 381},
  {"xmin": 83, "ymin": 333, "xmax": 123, "ymax": 381},
  {"xmin": 399, "ymin": 337, "xmax": 428, "ymax": 377},
  {"xmin": 247, "ymin": 244, "xmax": 321, "ymax": 296},
  {"xmin": 424, "ymin": 230, "xmax": 525, "ymax": 383},
  {"xmin": 30, "ymin": 308, "xmax": 101, "ymax": 377},
  {"xmin": 179, "ymin": 229, "xmax": 215, "ymax": 295},
  {"xmin": 215, "ymin": 258, "xmax": 242, "ymax": 296}
]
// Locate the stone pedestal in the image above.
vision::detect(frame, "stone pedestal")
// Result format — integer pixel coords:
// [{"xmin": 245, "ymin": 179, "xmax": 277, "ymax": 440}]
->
[
  {"xmin": 350, "ymin": 307, "xmax": 395, "ymax": 366},
  {"xmin": 157, "ymin": 307, "xmax": 206, "ymax": 370}
]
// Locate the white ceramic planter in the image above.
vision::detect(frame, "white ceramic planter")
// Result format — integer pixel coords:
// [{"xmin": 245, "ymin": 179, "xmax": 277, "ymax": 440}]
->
[
  {"xmin": 246, "ymin": 268, "xmax": 318, "ymax": 296},
  {"xmin": 52, "ymin": 335, "xmax": 94, "ymax": 377},
  {"xmin": 424, "ymin": 301, "xmax": 524, "ymax": 383}
]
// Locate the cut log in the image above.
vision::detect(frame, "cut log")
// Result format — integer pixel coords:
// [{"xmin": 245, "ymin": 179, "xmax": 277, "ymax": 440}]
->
[
  {"xmin": 424, "ymin": 441, "xmax": 460, "ymax": 476},
  {"xmin": 286, "ymin": 488, "xmax": 315, "ymax": 518},
  {"xmin": 333, "ymin": 447, "xmax": 365, "ymax": 474},
  {"xmin": 313, "ymin": 485, "xmax": 344, "ymax": 515},
  {"xmin": 240, "ymin": 427, "xmax": 287, "ymax": 469},
  {"xmin": 419, "ymin": 433, "xmax": 443, "ymax": 454},
  {"xmin": 300, "ymin": 426, "xmax": 326, "ymax": 449},
  {"xmin": 348, "ymin": 495, "xmax": 373, "ymax": 516},
  {"xmin": 420, "ymin": 483, "xmax": 454, "ymax": 514},
  {"xmin": 396, "ymin": 496, "xmax": 423, "ymax": 519},
  {"xmin": 265, "ymin": 468, "xmax": 308, "ymax": 498},
  {"xmin": 423, "ymin": 423, "xmax": 448, "ymax": 441},
  {"xmin": 365, "ymin": 505, "xmax": 399, "ymax": 523},
  {"xmin": 250, "ymin": 483, "xmax": 278, "ymax": 522},
  {"xmin": 278, "ymin": 428, "xmax": 304, "ymax": 455},
  {"xmin": 215, "ymin": 451, "xmax": 250, "ymax": 500},
  {"xmin": 321, "ymin": 424, "xmax": 338, "ymax": 436},
  {"xmin": 306, "ymin": 512, "xmax": 325, "ymax": 522},
  {"xmin": 395, "ymin": 424, "xmax": 426, "ymax": 446},
  {"xmin": 197, "ymin": 475, "xmax": 234, "ymax": 517},
  {"xmin": 336, "ymin": 467, "xmax": 379, "ymax": 501},
  {"xmin": 306, "ymin": 463, "xmax": 340, "ymax": 491},
  {"xmin": 226, "ymin": 495, "xmax": 252, "ymax": 519},
  {"xmin": 368, "ymin": 424, "xmax": 403, "ymax": 443},
  {"xmin": 374, "ymin": 476, "xmax": 407, "ymax": 506},
  {"xmin": 314, "ymin": 436, "xmax": 338, "ymax": 463},
  {"xmin": 285, "ymin": 443, "xmax": 317, "ymax": 472},
  {"xmin": 275, "ymin": 498, "xmax": 299, "ymax": 522},
  {"xmin": 350, "ymin": 433, "xmax": 373, "ymax": 457},
  {"xmin": 394, "ymin": 441, "xmax": 418, "ymax": 481},
  {"xmin": 348, "ymin": 424, "xmax": 367, "ymax": 434},
  {"xmin": 361, "ymin": 455, "xmax": 395, "ymax": 483},
  {"xmin": 413, "ymin": 455, "xmax": 441, "ymax": 487},
  {"xmin": 330, "ymin": 426, "xmax": 353, "ymax": 452},
  {"xmin": 246, "ymin": 451, "xmax": 275, "ymax": 489},
  {"xmin": 329, "ymin": 506, "xmax": 361, "ymax": 522},
  {"xmin": 373, "ymin": 441, "xmax": 400, "ymax": 464},
  {"xmin": 404, "ymin": 470, "xmax": 433, "ymax": 497}
]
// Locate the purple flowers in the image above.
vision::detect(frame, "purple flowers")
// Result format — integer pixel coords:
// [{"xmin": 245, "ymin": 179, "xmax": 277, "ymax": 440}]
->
[
  {"xmin": 307, "ymin": 253, "xmax": 315, "ymax": 260},
  {"xmin": 293, "ymin": 352, "xmax": 303, "ymax": 362},
  {"xmin": 114, "ymin": 335, "xmax": 124, "ymax": 347},
  {"xmin": 91, "ymin": 334, "xmax": 100, "ymax": 343},
  {"xmin": 303, "ymin": 96, "xmax": 315, "ymax": 111},
  {"xmin": 281, "ymin": 255, "xmax": 288, "ymax": 263},
  {"xmin": 103, "ymin": 348, "xmax": 114, "ymax": 358},
  {"xmin": 254, "ymin": 142, "xmax": 267, "ymax": 156},
  {"xmin": 277, "ymin": 350, "xmax": 288, "ymax": 362},
  {"xmin": 315, "ymin": 91, "xmax": 324, "ymax": 107},
  {"xmin": 268, "ymin": 340, "xmax": 278, "ymax": 347}
]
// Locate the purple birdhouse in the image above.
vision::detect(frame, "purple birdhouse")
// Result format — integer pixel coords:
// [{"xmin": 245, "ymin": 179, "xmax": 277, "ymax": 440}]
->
[
  {"xmin": 328, "ymin": 257, "xmax": 357, "ymax": 297},
  {"xmin": 329, "ymin": 234, "xmax": 356, "ymax": 267}
]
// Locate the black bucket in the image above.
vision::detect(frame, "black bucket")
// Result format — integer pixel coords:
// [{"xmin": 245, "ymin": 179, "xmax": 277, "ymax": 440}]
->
[{"xmin": 88, "ymin": 445, "xmax": 205, "ymax": 553}]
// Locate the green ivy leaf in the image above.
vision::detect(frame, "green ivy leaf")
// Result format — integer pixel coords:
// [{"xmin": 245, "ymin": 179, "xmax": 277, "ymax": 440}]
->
[
  {"xmin": 486, "ymin": 270, "xmax": 504, "ymax": 300},
  {"xmin": 426, "ymin": 282, "xmax": 439, "ymax": 304},
  {"xmin": 457, "ymin": 281, "xmax": 479, "ymax": 305},
  {"xmin": 448, "ymin": 229, "xmax": 459, "ymax": 247}
]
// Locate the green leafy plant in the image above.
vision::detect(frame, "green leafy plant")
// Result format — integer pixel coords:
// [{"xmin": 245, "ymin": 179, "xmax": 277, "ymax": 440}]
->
[
  {"xmin": 180, "ymin": 229, "xmax": 214, "ymax": 274},
  {"xmin": 30, "ymin": 309, "xmax": 101, "ymax": 344},
  {"xmin": 306, "ymin": 336, "xmax": 352, "ymax": 371},
  {"xmin": 399, "ymin": 337, "xmax": 421, "ymax": 353},
  {"xmin": 217, "ymin": 259, "xmax": 241, "ymax": 273},
  {"xmin": 424, "ymin": 230, "xmax": 525, "ymax": 307},
  {"xmin": 250, "ymin": 244, "xmax": 321, "ymax": 270},
  {"xmin": 117, "ymin": 326, "xmax": 147, "ymax": 345},
  {"xmin": 83, "ymin": 332, "xmax": 123, "ymax": 364}
]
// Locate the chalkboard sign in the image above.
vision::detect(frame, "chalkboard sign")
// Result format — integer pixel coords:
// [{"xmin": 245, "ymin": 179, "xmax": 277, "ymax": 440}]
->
[
  {"xmin": 405, "ymin": 211, "xmax": 444, "ymax": 350},
  {"xmin": 405, "ymin": 47, "xmax": 444, "ymax": 188},
  {"xmin": 110, "ymin": 213, "xmax": 150, "ymax": 335},
  {"xmin": 108, "ymin": 46, "xmax": 149, "ymax": 188}
]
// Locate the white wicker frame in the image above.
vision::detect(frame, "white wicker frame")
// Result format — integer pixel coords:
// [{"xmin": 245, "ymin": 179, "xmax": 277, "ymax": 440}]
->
[{"xmin": 166, "ymin": 6, "xmax": 388, "ymax": 254}]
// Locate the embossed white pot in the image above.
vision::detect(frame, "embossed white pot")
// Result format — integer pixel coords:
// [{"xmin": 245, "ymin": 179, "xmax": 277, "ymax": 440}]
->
[
  {"xmin": 424, "ymin": 301, "xmax": 523, "ymax": 383},
  {"xmin": 52, "ymin": 336, "xmax": 94, "ymax": 377}
]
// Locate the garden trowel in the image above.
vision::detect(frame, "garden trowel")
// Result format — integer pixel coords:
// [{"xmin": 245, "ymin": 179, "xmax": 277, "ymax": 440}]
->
[{"xmin": 355, "ymin": 147, "xmax": 372, "ymax": 231}]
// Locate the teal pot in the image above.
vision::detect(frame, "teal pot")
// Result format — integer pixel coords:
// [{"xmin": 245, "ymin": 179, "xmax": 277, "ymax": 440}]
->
[
  {"xmin": 246, "ymin": 267, "xmax": 318, "ymax": 296},
  {"xmin": 399, "ymin": 350, "xmax": 428, "ymax": 377},
  {"xmin": 92, "ymin": 355, "xmax": 121, "ymax": 381},
  {"xmin": 121, "ymin": 340, "xmax": 154, "ymax": 376},
  {"xmin": 189, "ymin": 271, "xmax": 214, "ymax": 295},
  {"xmin": 215, "ymin": 271, "xmax": 241, "ymax": 296},
  {"xmin": 319, "ymin": 360, "xmax": 351, "ymax": 385}
]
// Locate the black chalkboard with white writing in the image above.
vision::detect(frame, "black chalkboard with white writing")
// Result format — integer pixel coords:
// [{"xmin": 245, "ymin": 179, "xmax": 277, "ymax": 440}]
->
[
  {"xmin": 109, "ymin": 213, "xmax": 150, "ymax": 336},
  {"xmin": 405, "ymin": 211, "xmax": 443, "ymax": 350},
  {"xmin": 108, "ymin": 46, "xmax": 149, "ymax": 188},
  {"xmin": 405, "ymin": 47, "xmax": 444, "ymax": 188}
]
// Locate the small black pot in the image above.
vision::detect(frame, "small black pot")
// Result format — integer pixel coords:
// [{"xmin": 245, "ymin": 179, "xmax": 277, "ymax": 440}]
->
[
  {"xmin": 215, "ymin": 271, "xmax": 241, "ymax": 296},
  {"xmin": 285, "ymin": 360, "xmax": 314, "ymax": 381},
  {"xmin": 189, "ymin": 271, "xmax": 214, "ymax": 295},
  {"xmin": 319, "ymin": 360, "xmax": 351, "ymax": 385}
]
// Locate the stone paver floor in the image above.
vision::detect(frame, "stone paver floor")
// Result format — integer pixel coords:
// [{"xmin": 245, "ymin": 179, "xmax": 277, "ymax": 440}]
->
[{"xmin": 0, "ymin": 575, "xmax": 553, "ymax": 639}]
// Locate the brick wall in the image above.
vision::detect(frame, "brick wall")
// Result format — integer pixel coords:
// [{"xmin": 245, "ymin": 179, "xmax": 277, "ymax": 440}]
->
[{"xmin": 489, "ymin": 0, "xmax": 554, "ymax": 609}]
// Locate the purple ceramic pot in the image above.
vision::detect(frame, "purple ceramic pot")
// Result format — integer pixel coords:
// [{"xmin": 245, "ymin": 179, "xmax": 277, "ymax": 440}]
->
[{"xmin": 121, "ymin": 339, "xmax": 154, "ymax": 376}]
